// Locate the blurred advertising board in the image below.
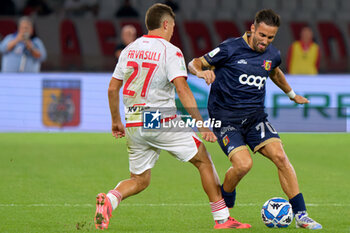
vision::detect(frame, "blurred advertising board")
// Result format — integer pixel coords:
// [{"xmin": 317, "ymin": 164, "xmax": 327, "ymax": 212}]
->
[{"xmin": 0, "ymin": 73, "xmax": 349, "ymax": 132}]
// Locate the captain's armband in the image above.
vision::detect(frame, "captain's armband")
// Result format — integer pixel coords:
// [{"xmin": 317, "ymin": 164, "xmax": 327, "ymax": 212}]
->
[{"xmin": 200, "ymin": 57, "xmax": 215, "ymax": 70}]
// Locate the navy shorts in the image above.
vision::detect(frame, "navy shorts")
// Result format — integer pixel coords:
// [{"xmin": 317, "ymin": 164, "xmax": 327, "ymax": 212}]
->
[{"xmin": 213, "ymin": 112, "xmax": 281, "ymax": 157}]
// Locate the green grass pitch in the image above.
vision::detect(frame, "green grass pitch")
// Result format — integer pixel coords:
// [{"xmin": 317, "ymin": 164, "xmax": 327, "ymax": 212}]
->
[{"xmin": 0, "ymin": 133, "xmax": 349, "ymax": 232}]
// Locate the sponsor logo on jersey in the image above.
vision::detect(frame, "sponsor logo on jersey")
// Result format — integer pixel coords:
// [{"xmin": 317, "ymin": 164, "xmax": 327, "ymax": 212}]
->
[
  {"xmin": 127, "ymin": 106, "xmax": 147, "ymax": 113},
  {"xmin": 176, "ymin": 51, "xmax": 183, "ymax": 58},
  {"xmin": 143, "ymin": 110, "xmax": 161, "ymax": 129},
  {"xmin": 208, "ymin": 47, "xmax": 220, "ymax": 57},
  {"xmin": 42, "ymin": 80, "xmax": 81, "ymax": 127},
  {"xmin": 263, "ymin": 60, "xmax": 272, "ymax": 71},
  {"xmin": 237, "ymin": 59, "xmax": 248, "ymax": 64},
  {"xmin": 223, "ymin": 135, "xmax": 230, "ymax": 146},
  {"xmin": 238, "ymin": 74, "xmax": 267, "ymax": 90},
  {"xmin": 220, "ymin": 125, "xmax": 236, "ymax": 136},
  {"xmin": 227, "ymin": 146, "xmax": 235, "ymax": 154}
]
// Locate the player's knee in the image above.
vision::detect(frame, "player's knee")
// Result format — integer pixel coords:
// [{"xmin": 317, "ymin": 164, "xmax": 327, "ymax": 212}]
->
[
  {"xmin": 189, "ymin": 144, "xmax": 211, "ymax": 168},
  {"xmin": 234, "ymin": 158, "xmax": 253, "ymax": 178},
  {"xmin": 272, "ymin": 151, "xmax": 289, "ymax": 168}
]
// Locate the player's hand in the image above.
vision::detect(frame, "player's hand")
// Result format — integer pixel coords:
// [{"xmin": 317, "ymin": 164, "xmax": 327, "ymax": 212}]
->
[
  {"xmin": 198, "ymin": 128, "xmax": 217, "ymax": 142},
  {"xmin": 197, "ymin": 70, "xmax": 216, "ymax": 85},
  {"xmin": 111, "ymin": 121, "xmax": 125, "ymax": 139},
  {"xmin": 291, "ymin": 95, "xmax": 309, "ymax": 104}
]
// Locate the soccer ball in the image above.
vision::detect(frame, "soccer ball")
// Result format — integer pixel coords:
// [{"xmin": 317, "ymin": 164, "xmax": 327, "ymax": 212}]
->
[{"xmin": 261, "ymin": 197, "xmax": 293, "ymax": 228}]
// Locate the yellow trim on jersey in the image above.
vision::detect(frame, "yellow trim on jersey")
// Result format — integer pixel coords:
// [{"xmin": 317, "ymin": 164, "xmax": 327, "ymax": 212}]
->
[
  {"xmin": 228, "ymin": 145, "xmax": 249, "ymax": 160},
  {"xmin": 253, "ymin": 138, "xmax": 282, "ymax": 153},
  {"xmin": 242, "ymin": 32, "xmax": 249, "ymax": 44},
  {"xmin": 200, "ymin": 56, "xmax": 215, "ymax": 70},
  {"xmin": 242, "ymin": 31, "xmax": 252, "ymax": 48},
  {"xmin": 200, "ymin": 56, "xmax": 209, "ymax": 67}
]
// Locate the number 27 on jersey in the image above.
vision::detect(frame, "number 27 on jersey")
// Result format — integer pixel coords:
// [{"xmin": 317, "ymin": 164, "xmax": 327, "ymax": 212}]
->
[{"xmin": 123, "ymin": 61, "xmax": 157, "ymax": 98}]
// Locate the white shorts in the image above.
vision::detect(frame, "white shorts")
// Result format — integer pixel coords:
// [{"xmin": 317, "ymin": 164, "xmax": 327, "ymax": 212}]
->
[{"xmin": 125, "ymin": 124, "xmax": 202, "ymax": 175}]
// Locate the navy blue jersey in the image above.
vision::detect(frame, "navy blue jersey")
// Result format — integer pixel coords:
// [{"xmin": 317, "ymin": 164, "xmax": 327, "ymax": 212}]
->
[{"xmin": 204, "ymin": 33, "xmax": 281, "ymax": 120}]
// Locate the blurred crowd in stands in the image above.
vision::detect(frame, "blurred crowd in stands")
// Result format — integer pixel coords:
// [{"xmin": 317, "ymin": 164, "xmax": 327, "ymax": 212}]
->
[
  {"xmin": 0, "ymin": 0, "xmax": 182, "ymax": 18},
  {"xmin": 0, "ymin": 0, "xmax": 180, "ymax": 18},
  {"xmin": 2, "ymin": 0, "xmax": 349, "ymax": 73}
]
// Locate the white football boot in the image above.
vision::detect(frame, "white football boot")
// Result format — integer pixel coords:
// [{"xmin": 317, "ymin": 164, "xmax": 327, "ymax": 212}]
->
[{"xmin": 295, "ymin": 211, "xmax": 322, "ymax": 230}]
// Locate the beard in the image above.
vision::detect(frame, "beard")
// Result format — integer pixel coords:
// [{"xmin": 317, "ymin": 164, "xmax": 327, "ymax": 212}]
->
[{"xmin": 252, "ymin": 36, "xmax": 267, "ymax": 53}]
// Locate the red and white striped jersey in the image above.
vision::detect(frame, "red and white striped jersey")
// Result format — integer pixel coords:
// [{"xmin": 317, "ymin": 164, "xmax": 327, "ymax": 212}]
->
[{"xmin": 112, "ymin": 35, "xmax": 187, "ymax": 124}]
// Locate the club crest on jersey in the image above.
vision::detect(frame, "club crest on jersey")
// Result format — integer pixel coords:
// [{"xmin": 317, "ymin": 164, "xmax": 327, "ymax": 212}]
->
[
  {"xmin": 223, "ymin": 135, "xmax": 230, "ymax": 146},
  {"xmin": 262, "ymin": 60, "xmax": 272, "ymax": 71}
]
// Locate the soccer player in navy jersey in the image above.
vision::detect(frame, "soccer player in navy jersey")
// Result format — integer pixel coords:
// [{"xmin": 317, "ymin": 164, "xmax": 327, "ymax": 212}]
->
[{"xmin": 188, "ymin": 9, "xmax": 322, "ymax": 230}]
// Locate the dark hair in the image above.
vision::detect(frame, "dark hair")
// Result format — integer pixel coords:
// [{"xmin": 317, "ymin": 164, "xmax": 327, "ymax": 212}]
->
[
  {"xmin": 145, "ymin": 3, "xmax": 175, "ymax": 30},
  {"xmin": 254, "ymin": 9, "xmax": 280, "ymax": 27}
]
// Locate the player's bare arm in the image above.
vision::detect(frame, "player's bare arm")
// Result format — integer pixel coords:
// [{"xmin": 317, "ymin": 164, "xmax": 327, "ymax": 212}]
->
[
  {"xmin": 172, "ymin": 77, "xmax": 217, "ymax": 143},
  {"xmin": 108, "ymin": 78, "xmax": 125, "ymax": 139},
  {"xmin": 269, "ymin": 67, "xmax": 309, "ymax": 104},
  {"xmin": 188, "ymin": 57, "xmax": 216, "ymax": 85}
]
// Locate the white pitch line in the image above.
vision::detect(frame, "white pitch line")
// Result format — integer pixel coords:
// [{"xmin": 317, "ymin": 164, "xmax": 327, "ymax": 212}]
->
[{"xmin": 0, "ymin": 203, "xmax": 349, "ymax": 207}]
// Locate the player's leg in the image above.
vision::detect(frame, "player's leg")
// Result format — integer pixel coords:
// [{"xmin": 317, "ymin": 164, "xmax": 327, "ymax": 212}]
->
[
  {"xmin": 221, "ymin": 148, "xmax": 252, "ymax": 206},
  {"xmin": 109, "ymin": 169, "xmax": 152, "ymax": 207},
  {"xmin": 95, "ymin": 127, "xmax": 157, "ymax": 230},
  {"xmin": 189, "ymin": 143, "xmax": 221, "ymax": 202},
  {"xmin": 248, "ymin": 119, "xmax": 299, "ymax": 201},
  {"xmin": 188, "ymin": 141, "xmax": 251, "ymax": 229},
  {"xmin": 250, "ymin": 117, "xmax": 322, "ymax": 230},
  {"xmin": 259, "ymin": 141, "xmax": 299, "ymax": 198},
  {"xmin": 258, "ymin": 141, "xmax": 322, "ymax": 229},
  {"xmin": 223, "ymin": 148, "xmax": 253, "ymax": 192},
  {"xmin": 212, "ymin": 124, "xmax": 249, "ymax": 208},
  {"xmin": 155, "ymin": 125, "xmax": 250, "ymax": 229},
  {"xmin": 246, "ymin": 115, "xmax": 294, "ymax": 195},
  {"xmin": 94, "ymin": 170, "xmax": 151, "ymax": 230},
  {"xmin": 246, "ymin": 115, "xmax": 299, "ymax": 199}
]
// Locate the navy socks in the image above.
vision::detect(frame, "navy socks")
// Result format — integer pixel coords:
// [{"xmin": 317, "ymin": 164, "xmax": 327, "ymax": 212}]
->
[
  {"xmin": 221, "ymin": 185, "xmax": 236, "ymax": 208},
  {"xmin": 289, "ymin": 193, "xmax": 307, "ymax": 214}
]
